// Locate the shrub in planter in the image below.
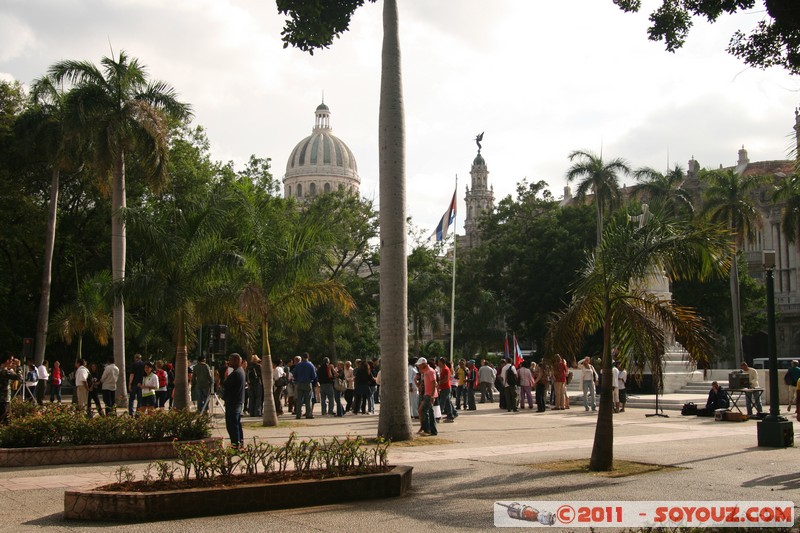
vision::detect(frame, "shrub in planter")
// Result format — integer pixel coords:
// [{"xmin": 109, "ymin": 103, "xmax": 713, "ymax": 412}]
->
[
  {"xmin": 103, "ymin": 433, "xmax": 393, "ymax": 492},
  {"xmin": 0, "ymin": 401, "xmax": 211, "ymax": 448}
]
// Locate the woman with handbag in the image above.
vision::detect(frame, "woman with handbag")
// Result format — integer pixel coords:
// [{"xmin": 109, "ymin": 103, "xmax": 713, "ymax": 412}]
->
[{"xmin": 333, "ymin": 361, "xmax": 346, "ymax": 417}]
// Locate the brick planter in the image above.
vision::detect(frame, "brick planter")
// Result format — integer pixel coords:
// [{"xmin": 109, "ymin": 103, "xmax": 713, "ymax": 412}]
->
[
  {"xmin": 0, "ymin": 437, "xmax": 222, "ymax": 468},
  {"xmin": 64, "ymin": 465, "xmax": 413, "ymax": 521}
]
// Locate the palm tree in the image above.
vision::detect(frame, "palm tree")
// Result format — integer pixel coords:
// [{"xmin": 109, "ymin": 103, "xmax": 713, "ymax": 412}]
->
[
  {"xmin": 566, "ymin": 150, "xmax": 631, "ymax": 246},
  {"xmin": 50, "ymin": 51, "xmax": 191, "ymax": 402},
  {"xmin": 16, "ymin": 75, "xmax": 78, "ymax": 366},
  {"xmin": 235, "ymin": 189, "xmax": 353, "ymax": 427},
  {"xmin": 276, "ymin": 0, "xmax": 413, "ymax": 441},
  {"xmin": 700, "ymin": 168, "xmax": 766, "ymax": 367},
  {"xmin": 122, "ymin": 198, "xmax": 247, "ymax": 410},
  {"xmin": 547, "ymin": 215, "xmax": 731, "ymax": 471},
  {"xmin": 51, "ymin": 270, "xmax": 113, "ymax": 359},
  {"xmin": 773, "ymin": 172, "xmax": 800, "ymax": 244},
  {"xmin": 632, "ymin": 165, "xmax": 694, "ymax": 218}
]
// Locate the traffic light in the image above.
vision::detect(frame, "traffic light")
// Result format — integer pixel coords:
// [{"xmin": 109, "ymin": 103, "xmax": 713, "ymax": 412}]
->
[{"xmin": 22, "ymin": 338, "xmax": 33, "ymax": 360}]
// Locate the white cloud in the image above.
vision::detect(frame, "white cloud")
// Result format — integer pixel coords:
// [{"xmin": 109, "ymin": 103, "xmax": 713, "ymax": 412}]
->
[{"xmin": 1, "ymin": 0, "xmax": 798, "ymax": 235}]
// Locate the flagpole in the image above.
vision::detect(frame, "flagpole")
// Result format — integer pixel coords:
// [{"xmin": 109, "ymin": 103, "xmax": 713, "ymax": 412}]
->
[{"xmin": 449, "ymin": 175, "xmax": 457, "ymax": 367}]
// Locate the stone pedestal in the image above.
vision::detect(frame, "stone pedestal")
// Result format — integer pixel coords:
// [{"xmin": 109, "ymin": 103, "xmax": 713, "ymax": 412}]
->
[{"xmin": 757, "ymin": 419, "xmax": 795, "ymax": 448}]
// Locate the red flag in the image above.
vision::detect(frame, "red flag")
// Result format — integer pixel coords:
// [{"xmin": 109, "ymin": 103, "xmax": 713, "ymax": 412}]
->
[{"xmin": 513, "ymin": 335, "xmax": 524, "ymax": 368}]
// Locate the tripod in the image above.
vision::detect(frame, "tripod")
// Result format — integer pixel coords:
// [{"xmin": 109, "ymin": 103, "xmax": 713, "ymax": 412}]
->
[
  {"xmin": 646, "ymin": 377, "xmax": 669, "ymax": 418},
  {"xmin": 200, "ymin": 389, "xmax": 225, "ymax": 416}
]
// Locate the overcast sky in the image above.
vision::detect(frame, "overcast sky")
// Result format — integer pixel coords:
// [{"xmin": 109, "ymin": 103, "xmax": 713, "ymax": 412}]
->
[{"xmin": 2, "ymin": 1, "xmax": 799, "ymax": 235}]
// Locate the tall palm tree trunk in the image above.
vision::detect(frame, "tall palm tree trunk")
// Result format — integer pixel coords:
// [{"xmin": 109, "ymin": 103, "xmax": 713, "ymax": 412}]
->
[
  {"xmin": 730, "ymin": 252, "xmax": 744, "ymax": 367},
  {"xmin": 34, "ymin": 167, "xmax": 60, "ymax": 365},
  {"xmin": 590, "ymin": 307, "xmax": 614, "ymax": 471},
  {"xmin": 261, "ymin": 317, "xmax": 278, "ymax": 427},
  {"xmin": 377, "ymin": 0, "xmax": 412, "ymax": 442},
  {"xmin": 173, "ymin": 314, "xmax": 190, "ymax": 410},
  {"xmin": 112, "ymin": 150, "xmax": 128, "ymax": 403},
  {"xmin": 595, "ymin": 194, "xmax": 603, "ymax": 247}
]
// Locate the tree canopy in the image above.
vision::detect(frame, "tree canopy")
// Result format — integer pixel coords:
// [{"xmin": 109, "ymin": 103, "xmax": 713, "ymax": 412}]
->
[{"xmin": 614, "ymin": 0, "xmax": 800, "ymax": 74}]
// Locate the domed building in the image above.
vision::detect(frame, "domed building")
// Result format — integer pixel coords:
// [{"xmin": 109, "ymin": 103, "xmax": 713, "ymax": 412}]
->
[{"xmin": 283, "ymin": 102, "xmax": 360, "ymax": 200}]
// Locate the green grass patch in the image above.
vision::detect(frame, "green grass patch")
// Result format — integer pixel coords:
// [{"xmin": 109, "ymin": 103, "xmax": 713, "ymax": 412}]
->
[
  {"xmin": 530, "ymin": 459, "xmax": 682, "ymax": 478},
  {"xmin": 364, "ymin": 436, "xmax": 456, "ymax": 447}
]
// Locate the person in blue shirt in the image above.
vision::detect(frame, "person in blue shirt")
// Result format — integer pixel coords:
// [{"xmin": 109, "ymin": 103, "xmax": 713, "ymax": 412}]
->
[{"xmin": 292, "ymin": 353, "xmax": 317, "ymax": 419}]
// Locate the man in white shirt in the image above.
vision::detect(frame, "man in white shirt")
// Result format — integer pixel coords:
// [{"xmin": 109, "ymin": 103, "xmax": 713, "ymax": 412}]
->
[
  {"xmin": 617, "ymin": 365, "xmax": 627, "ymax": 412},
  {"xmin": 408, "ymin": 359, "xmax": 419, "ymax": 419},
  {"xmin": 501, "ymin": 360, "xmax": 519, "ymax": 412},
  {"xmin": 35, "ymin": 360, "xmax": 49, "ymax": 405},
  {"xmin": 612, "ymin": 362, "xmax": 620, "ymax": 413},
  {"xmin": 100, "ymin": 356, "xmax": 120, "ymax": 415},
  {"xmin": 74, "ymin": 359, "xmax": 90, "ymax": 412},
  {"xmin": 272, "ymin": 359, "xmax": 285, "ymax": 415},
  {"xmin": 478, "ymin": 360, "xmax": 496, "ymax": 403},
  {"xmin": 741, "ymin": 362, "xmax": 763, "ymax": 417}
]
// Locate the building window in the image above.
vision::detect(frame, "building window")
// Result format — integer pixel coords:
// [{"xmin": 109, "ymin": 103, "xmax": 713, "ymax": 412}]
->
[
  {"xmin": 287, "ymin": 185, "xmax": 292, "ymax": 197},
  {"xmin": 297, "ymin": 183, "xmax": 303, "ymax": 198},
  {"xmin": 324, "ymin": 182, "xmax": 331, "ymax": 193},
  {"xmin": 310, "ymin": 182, "xmax": 317, "ymax": 196}
]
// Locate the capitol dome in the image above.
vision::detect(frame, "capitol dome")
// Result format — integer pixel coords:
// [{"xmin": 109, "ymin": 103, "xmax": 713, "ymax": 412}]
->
[{"xmin": 283, "ymin": 103, "xmax": 360, "ymax": 200}]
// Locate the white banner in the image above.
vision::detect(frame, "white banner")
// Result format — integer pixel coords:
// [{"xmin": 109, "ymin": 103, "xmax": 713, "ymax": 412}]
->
[{"xmin": 493, "ymin": 501, "xmax": 795, "ymax": 528}]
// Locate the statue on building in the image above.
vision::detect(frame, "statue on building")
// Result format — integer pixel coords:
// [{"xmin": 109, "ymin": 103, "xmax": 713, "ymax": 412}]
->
[{"xmin": 475, "ymin": 132, "xmax": 484, "ymax": 153}]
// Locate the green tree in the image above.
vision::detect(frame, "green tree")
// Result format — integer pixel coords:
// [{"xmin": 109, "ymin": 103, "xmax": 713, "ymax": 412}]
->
[
  {"xmin": 303, "ymin": 190, "xmax": 378, "ymax": 359},
  {"xmin": 477, "ymin": 180, "xmax": 596, "ymax": 350},
  {"xmin": 614, "ymin": 0, "xmax": 800, "ymax": 74},
  {"xmin": 17, "ymin": 75, "xmax": 86, "ymax": 366},
  {"xmin": 547, "ymin": 215, "xmax": 731, "ymax": 471},
  {"xmin": 51, "ymin": 270, "xmax": 113, "ymax": 360},
  {"xmin": 773, "ymin": 172, "xmax": 800, "ymax": 244},
  {"xmin": 50, "ymin": 51, "xmax": 192, "ymax": 401},
  {"xmin": 700, "ymin": 167, "xmax": 766, "ymax": 367},
  {"xmin": 407, "ymin": 243, "xmax": 449, "ymax": 358},
  {"xmin": 123, "ymin": 195, "xmax": 246, "ymax": 410},
  {"xmin": 566, "ymin": 150, "xmax": 631, "ymax": 246},
  {"xmin": 277, "ymin": 0, "xmax": 413, "ymax": 441},
  {"xmin": 233, "ymin": 184, "xmax": 353, "ymax": 426},
  {"xmin": 631, "ymin": 165, "xmax": 694, "ymax": 219}
]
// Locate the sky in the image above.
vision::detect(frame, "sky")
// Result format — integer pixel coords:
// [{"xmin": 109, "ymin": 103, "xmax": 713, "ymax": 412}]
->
[{"xmin": 2, "ymin": 0, "xmax": 799, "ymax": 236}]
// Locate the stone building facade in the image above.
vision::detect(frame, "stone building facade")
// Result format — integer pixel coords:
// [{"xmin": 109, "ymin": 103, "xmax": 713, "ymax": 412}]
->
[{"xmin": 283, "ymin": 102, "xmax": 360, "ymax": 200}]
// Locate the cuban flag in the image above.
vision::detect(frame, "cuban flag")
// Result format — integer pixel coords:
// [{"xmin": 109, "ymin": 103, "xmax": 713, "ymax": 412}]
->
[
  {"xmin": 433, "ymin": 189, "xmax": 457, "ymax": 241},
  {"xmin": 513, "ymin": 335, "xmax": 524, "ymax": 368}
]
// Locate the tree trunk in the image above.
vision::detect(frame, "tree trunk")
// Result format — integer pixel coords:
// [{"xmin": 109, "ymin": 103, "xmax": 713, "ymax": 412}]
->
[
  {"xmin": 261, "ymin": 317, "xmax": 279, "ymax": 426},
  {"xmin": 34, "ymin": 167, "xmax": 60, "ymax": 365},
  {"xmin": 173, "ymin": 313, "xmax": 190, "ymax": 410},
  {"xmin": 730, "ymin": 252, "xmax": 744, "ymax": 367},
  {"xmin": 376, "ymin": 0, "xmax": 412, "ymax": 442},
  {"xmin": 595, "ymin": 190, "xmax": 603, "ymax": 247},
  {"xmin": 112, "ymin": 150, "xmax": 128, "ymax": 404},
  {"xmin": 589, "ymin": 306, "xmax": 614, "ymax": 471}
]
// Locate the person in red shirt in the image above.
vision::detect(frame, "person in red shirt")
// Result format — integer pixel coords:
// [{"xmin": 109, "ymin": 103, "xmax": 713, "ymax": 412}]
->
[
  {"xmin": 416, "ymin": 358, "xmax": 438, "ymax": 436},
  {"xmin": 437, "ymin": 358, "xmax": 456, "ymax": 422}
]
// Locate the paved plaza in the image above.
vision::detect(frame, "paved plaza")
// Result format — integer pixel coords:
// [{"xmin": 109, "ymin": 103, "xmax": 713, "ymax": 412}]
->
[{"xmin": 0, "ymin": 401, "xmax": 798, "ymax": 532}]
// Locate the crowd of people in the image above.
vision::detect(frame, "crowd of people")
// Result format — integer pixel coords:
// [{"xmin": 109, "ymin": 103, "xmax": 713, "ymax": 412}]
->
[{"xmin": 405, "ymin": 354, "xmax": 634, "ymax": 436}]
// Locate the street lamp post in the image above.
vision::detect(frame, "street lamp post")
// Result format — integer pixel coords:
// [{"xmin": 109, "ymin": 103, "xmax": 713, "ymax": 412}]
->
[{"xmin": 757, "ymin": 250, "xmax": 793, "ymax": 447}]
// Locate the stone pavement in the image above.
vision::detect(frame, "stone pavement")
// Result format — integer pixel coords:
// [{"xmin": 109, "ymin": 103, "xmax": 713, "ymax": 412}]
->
[{"xmin": 0, "ymin": 401, "xmax": 798, "ymax": 532}]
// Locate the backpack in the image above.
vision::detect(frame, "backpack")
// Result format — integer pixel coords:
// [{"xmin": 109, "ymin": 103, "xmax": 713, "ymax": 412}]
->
[
  {"xmin": 26, "ymin": 369, "xmax": 38, "ymax": 383},
  {"xmin": 505, "ymin": 368, "xmax": 517, "ymax": 387},
  {"xmin": 681, "ymin": 402, "xmax": 698, "ymax": 416},
  {"xmin": 156, "ymin": 369, "xmax": 167, "ymax": 388}
]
